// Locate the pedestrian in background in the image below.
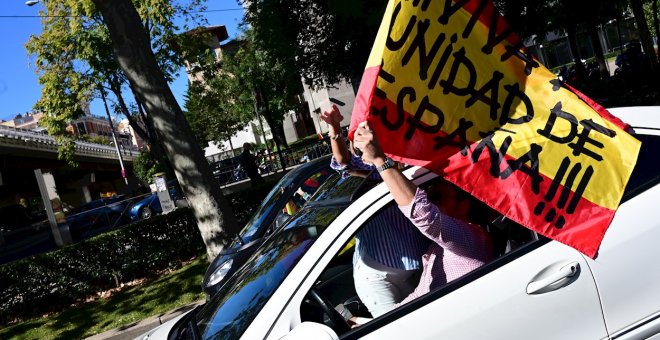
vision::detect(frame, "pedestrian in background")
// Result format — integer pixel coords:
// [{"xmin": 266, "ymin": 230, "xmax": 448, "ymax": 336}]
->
[{"xmin": 239, "ymin": 143, "xmax": 264, "ymax": 186}]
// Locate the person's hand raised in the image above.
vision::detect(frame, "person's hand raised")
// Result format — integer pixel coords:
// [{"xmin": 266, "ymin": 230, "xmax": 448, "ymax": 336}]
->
[
  {"xmin": 319, "ymin": 104, "xmax": 343, "ymax": 131},
  {"xmin": 353, "ymin": 121, "xmax": 386, "ymax": 165}
]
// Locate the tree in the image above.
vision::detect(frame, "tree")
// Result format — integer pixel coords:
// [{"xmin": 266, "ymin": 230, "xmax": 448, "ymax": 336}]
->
[
  {"xmin": 631, "ymin": 0, "xmax": 659, "ymax": 70},
  {"xmin": 132, "ymin": 149, "xmax": 166, "ymax": 184},
  {"xmin": 183, "ymin": 42, "xmax": 249, "ymax": 148},
  {"xmin": 28, "ymin": 0, "xmax": 240, "ymax": 259},
  {"xmin": 26, "ymin": 0, "xmax": 204, "ymax": 172},
  {"xmin": 493, "ymin": 0, "xmax": 552, "ymax": 40},
  {"xmin": 184, "ymin": 29, "xmax": 302, "ymax": 151},
  {"xmin": 501, "ymin": 0, "xmax": 627, "ymax": 80},
  {"xmin": 243, "ymin": 0, "xmax": 386, "ymax": 89},
  {"xmin": 644, "ymin": 1, "xmax": 660, "ymax": 54}
]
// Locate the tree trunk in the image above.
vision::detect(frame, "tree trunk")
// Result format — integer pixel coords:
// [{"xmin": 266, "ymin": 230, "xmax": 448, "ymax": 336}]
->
[
  {"xmin": 588, "ymin": 28, "xmax": 609, "ymax": 78},
  {"xmin": 566, "ymin": 26, "xmax": 586, "ymax": 80},
  {"xmin": 630, "ymin": 0, "xmax": 659, "ymax": 70},
  {"xmin": 258, "ymin": 85, "xmax": 288, "ymax": 170},
  {"xmin": 131, "ymin": 89, "xmax": 176, "ymax": 182},
  {"xmin": 92, "ymin": 0, "xmax": 239, "ymax": 260},
  {"xmin": 654, "ymin": 0, "xmax": 660, "ymax": 59}
]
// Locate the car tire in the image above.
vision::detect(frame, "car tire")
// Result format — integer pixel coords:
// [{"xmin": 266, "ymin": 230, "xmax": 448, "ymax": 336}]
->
[{"xmin": 140, "ymin": 207, "xmax": 153, "ymax": 220}]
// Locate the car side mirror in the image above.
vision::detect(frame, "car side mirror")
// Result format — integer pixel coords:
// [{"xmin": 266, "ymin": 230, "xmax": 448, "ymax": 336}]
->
[{"xmin": 281, "ymin": 322, "xmax": 338, "ymax": 340}]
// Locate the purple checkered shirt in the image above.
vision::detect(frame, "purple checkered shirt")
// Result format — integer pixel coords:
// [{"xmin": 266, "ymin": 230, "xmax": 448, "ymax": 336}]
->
[{"xmin": 395, "ymin": 188, "xmax": 494, "ymax": 306}]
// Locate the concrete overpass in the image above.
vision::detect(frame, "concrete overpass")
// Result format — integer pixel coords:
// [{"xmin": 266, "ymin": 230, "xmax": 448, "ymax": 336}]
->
[
  {"xmin": 0, "ymin": 124, "xmax": 142, "ymax": 261},
  {"xmin": 0, "ymin": 124, "xmax": 138, "ymax": 210}
]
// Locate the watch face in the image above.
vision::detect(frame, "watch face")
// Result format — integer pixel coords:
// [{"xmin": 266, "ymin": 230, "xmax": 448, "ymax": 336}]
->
[{"xmin": 378, "ymin": 158, "xmax": 394, "ymax": 172}]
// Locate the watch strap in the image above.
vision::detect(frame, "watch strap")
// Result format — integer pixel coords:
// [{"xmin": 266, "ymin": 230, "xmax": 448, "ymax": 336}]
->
[{"xmin": 376, "ymin": 157, "xmax": 395, "ymax": 173}]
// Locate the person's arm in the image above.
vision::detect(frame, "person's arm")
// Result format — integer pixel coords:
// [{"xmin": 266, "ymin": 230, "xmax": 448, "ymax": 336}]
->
[
  {"xmin": 320, "ymin": 104, "xmax": 351, "ymax": 166},
  {"xmin": 354, "ymin": 121, "xmax": 492, "ymax": 263},
  {"xmin": 353, "ymin": 121, "xmax": 416, "ymax": 206}
]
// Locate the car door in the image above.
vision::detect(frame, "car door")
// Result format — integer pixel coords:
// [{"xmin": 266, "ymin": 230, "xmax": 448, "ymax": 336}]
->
[
  {"xmin": 358, "ymin": 242, "xmax": 607, "ymax": 340},
  {"xmin": 268, "ymin": 169, "xmax": 609, "ymax": 340},
  {"xmin": 582, "ymin": 133, "xmax": 660, "ymax": 339}
]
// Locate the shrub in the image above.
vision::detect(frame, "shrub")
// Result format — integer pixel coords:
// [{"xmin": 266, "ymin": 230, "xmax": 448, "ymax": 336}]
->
[
  {"xmin": 0, "ymin": 182, "xmax": 274, "ymax": 325},
  {"xmin": 0, "ymin": 208, "xmax": 202, "ymax": 325}
]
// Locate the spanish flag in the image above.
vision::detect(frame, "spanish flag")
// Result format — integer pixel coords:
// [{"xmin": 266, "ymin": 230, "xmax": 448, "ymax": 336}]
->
[{"xmin": 349, "ymin": 0, "xmax": 641, "ymax": 258}]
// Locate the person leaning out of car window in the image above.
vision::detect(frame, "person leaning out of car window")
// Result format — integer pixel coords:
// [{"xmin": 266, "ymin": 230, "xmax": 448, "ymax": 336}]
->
[
  {"xmin": 321, "ymin": 105, "xmax": 429, "ymax": 319},
  {"xmin": 353, "ymin": 121, "xmax": 494, "ymax": 310}
]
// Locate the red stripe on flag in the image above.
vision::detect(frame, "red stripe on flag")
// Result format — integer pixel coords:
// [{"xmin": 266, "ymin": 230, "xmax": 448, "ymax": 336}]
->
[
  {"xmin": 352, "ymin": 86, "xmax": 612, "ymax": 257},
  {"xmin": 350, "ymin": 65, "xmax": 381, "ymax": 141},
  {"xmin": 564, "ymin": 82, "xmax": 632, "ymax": 132},
  {"xmin": 442, "ymin": 149, "xmax": 614, "ymax": 258}
]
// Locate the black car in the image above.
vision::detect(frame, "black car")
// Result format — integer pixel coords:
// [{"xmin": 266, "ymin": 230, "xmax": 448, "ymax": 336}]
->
[
  {"xmin": 211, "ymin": 157, "xmax": 243, "ymax": 185},
  {"xmin": 201, "ymin": 155, "xmax": 334, "ymax": 296}
]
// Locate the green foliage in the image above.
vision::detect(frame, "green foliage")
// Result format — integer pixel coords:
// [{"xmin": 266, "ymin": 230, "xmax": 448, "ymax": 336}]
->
[
  {"xmin": 643, "ymin": 1, "xmax": 660, "ymax": 39},
  {"xmin": 25, "ymin": 0, "xmax": 207, "ymax": 166},
  {"xmin": 243, "ymin": 0, "xmax": 386, "ymax": 88},
  {"xmin": 80, "ymin": 134, "xmax": 112, "ymax": 145},
  {"xmin": 0, "ymin": 207, "xmax": 203, "ymax": 325},
  {"xmin": 0, "ymin": 258, "xmax": 207, "ymax": 340},
  {"xmin": 0, "ymin": 183, "xmax": 275, "ymax": 325},
  {"xmin": 132, "ymin": 149, "xmax": 166, "ymax": 184},
  {"xmin": 184, "ymin": 29, "xmax": 300, "ymax": 146}
]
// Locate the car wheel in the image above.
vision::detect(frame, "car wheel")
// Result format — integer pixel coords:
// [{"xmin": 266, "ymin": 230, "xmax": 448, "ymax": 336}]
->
[{"xmin": 140, "ymin": 207, "xmax": 153, "ymax": 220}]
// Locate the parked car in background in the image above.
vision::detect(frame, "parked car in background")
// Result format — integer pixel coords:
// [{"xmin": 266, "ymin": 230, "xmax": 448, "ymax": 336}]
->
[
  {"xmin": 65, "ymin": 195, "xmax": 132, "ymax": 241},
  {"xmin": 128, "ymin": 184, "xmax": 182, "ymax": 222},
  {"xmin": 201, "ymin": 155, "xmax": 333, "ymax": 297},
  {"xmin": 0, "ymin": 204, "xmax": 36, "ymax": 233},
  {"xmin": 138, "ymin": 107, "xmax": 660, "ymax": 340},
  {"xmin": 211, "ymin": 157, "xmax": 244, "ymax": 185}
]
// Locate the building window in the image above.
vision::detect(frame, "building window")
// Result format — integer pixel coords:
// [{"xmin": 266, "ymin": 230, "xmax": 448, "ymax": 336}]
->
[{"xmin": 77, "ymin": 122, "xmax": 87, "ymax": 136}]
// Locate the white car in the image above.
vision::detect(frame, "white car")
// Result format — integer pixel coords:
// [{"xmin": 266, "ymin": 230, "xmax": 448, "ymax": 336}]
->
[{"xmin": 138, "ymin": 106, "xmax": 660, "ymax": 340}]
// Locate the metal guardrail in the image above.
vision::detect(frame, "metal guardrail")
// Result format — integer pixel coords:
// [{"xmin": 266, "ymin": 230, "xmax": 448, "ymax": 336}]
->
[
  {"xmin": 211, "ymin": 138, "xmax": 334, "ymax": 186},
  {"xmin": 0, "ymin": 125, "xmax": 137, "ymax": 161}
]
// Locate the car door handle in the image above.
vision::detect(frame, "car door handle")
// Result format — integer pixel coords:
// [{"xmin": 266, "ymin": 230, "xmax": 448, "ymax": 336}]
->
[{"xmin": 526, "ymin": 262, "xmax": 579, "ymax": 295}]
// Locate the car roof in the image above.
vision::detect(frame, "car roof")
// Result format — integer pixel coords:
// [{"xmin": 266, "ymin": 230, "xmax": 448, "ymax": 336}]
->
[
  {"xmin": 284, "ymin": 154, "xmax": 332, "ymax": 176},
  {"xmin": 608, "ymin": 106, "xmax": 660, "ymax": 131}
]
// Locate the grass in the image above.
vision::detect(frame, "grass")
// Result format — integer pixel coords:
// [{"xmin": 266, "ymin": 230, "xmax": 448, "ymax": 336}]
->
[{"xmin": 0, "ymin": 256, "xmax": 208, "ymax": 340}]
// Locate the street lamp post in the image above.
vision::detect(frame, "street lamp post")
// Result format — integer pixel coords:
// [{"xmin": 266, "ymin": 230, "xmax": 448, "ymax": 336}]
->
[{"xmin": 99, "ymin": 88, "xmax": 129, "ymax": 186}]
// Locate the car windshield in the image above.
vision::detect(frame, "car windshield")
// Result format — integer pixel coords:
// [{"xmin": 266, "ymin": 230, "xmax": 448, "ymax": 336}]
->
[
  {"xmin": 189, "ymin": 172, "xmax": 373, "ymax": 340},
  {"xmin": 194, "ymin": 223, "xmax": 322, "ymax": 339},
  {"xmin": 234, "ymin": 158, "xmax": 331, "ymax": 244},
  {"xmin": 308, "ymin": 169, "xmax": 378, "ymax": 204}
]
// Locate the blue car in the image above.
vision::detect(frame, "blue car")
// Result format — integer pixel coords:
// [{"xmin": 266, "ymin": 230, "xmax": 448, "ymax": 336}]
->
[
  {"xmin": 128, "ymin": 185, "xmax": 181, "ymax": 222},
  {"xmin": 65, "ymin": 195, "xmax": 132, "ymax": 241}
]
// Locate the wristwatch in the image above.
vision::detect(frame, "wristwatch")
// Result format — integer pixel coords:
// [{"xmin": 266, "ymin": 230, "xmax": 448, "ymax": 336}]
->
[
  {"xmin": 330, "ymin": 131, "xmax": 342, "ymax": 141},
  {"xmin": 376, "ymin": 157, "xmax": 396, "ymax": 173}
]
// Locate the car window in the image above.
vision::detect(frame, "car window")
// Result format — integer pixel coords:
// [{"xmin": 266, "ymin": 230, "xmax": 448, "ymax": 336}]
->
[
  {"xmin": 298, "ymin": 183, "xmax": 539, "ymax": 337},
  {"xmin": 622, "ymin": 134, "xmax": 660, "ymax": 202},
  {"xmin": 237, "ymin": 161, "xmax": 333, "ymax": 243}
]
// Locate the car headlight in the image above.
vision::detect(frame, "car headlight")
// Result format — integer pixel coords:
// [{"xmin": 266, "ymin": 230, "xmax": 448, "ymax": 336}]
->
[{"xmin": 206, "ymin": 258, "xmax": 233, "ymax": 287}]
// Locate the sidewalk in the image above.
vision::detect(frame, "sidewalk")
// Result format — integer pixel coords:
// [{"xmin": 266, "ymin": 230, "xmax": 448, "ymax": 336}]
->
[{"xmin": 85, "ymin": 301, "xmax": 204, "ymax": 340}]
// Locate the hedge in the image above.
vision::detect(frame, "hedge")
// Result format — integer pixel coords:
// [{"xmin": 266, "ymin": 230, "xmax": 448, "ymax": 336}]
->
[{"xmin": 0, "ymin": 182, "xmax": 274, "ymax": 325}]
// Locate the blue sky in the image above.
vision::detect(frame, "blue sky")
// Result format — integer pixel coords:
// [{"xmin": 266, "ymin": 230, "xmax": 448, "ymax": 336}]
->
[{"xmin": 0, "ymin": 1, "xmax": 244, "ymax": 122}]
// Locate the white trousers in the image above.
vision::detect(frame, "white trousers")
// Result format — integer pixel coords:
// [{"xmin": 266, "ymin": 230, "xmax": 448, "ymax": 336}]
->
[{"xmin": 353, "ymin": 254, "xmax": 418, "ymax": 317}]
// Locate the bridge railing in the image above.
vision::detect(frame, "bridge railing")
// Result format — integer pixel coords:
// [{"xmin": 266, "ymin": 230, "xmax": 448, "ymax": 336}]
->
[{"xmin": 0, "ymin": 125, "xmax": 137, "ymax": 160}]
